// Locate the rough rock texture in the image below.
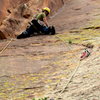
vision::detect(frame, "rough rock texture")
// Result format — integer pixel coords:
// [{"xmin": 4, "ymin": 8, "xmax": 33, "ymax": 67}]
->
[
  {"xmin": 0, "ymin": 0, "xmax": 100, "ymax": 100},
  {"xmin": 0, "ymin": 0, "xmax": 64, "ymax": 39}
]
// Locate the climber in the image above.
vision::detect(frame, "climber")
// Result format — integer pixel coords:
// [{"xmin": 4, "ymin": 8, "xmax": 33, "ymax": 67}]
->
[
  {"xmin": 31, "ymin": 7, "xmax": 51, "ymax": 33},
  {"xmin": 35, "ymin": 7, "xmax": 50, "ymax": 27},
  {"xmin": 17, "ymin": 7, "xmax": 55, "ymax": 39}
]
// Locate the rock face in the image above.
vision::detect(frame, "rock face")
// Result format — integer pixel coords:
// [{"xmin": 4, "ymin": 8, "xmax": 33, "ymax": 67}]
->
[
  {"xmin": 0, "ymin": 0, "xmax": 64, "ymax": 39},
  {"xmin": 0, "ymin": 0, "xmax": 100, "ymax": 100},
  {"xmin": 0, "ymin": 0, "xmax": 8, "ymax": 23},
  {"xmin": 0, "ymin": 0, "xmax": 28, "ymax": 23}
]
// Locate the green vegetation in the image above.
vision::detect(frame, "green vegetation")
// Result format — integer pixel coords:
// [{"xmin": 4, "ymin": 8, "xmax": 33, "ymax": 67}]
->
[
  {"xmin": 68, "ymin": 39, "xmax": 72, "ymax": 44},
  {"xmin": 32, "ymin": 97, "xmax": 48, "ymax": 100}
]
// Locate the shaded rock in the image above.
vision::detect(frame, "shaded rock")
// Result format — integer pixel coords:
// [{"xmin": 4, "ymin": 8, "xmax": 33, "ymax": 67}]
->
[
  {"xmin": 83, "ymin": 43, "xmax": 94, "ymax": 48},
  {"xmin": 0, "ymin": 30, "xmax": 7, "ymax": 39},
  {"xmin": 83, "ymin": 26, "xmax": 100, "ymax": 30},
  {"xmin": 0, "ymin": 18, "xmax": 21, "ymax": 38},
  {"xmin": 7, "ymin": 9, "xmax": 11, "ymax": 14}
]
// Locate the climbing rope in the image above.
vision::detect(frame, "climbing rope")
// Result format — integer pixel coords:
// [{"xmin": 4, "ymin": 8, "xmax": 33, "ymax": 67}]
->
[
  {"xmin": 60, "ymin": 61, "xmax": 81, "ymax": 94},
  {"xmin": 0, "ymin": 38, "xmax": 13, "ymax": 55},
  {"xmin": 49, "ymin": 35, "xmax": 83, "ymax": 99},
  {"xmin": 50, "ymin": 35, "xmax": 99, "ymax": 99}
]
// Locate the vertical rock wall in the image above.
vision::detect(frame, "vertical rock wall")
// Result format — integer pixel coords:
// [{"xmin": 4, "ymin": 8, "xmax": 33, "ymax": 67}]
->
[{"xmin": 0, "ymin": 0, "xmax": 65, "ymax": 39}]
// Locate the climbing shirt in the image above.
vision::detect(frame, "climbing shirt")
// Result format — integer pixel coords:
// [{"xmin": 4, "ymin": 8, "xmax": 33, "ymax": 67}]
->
[{"xmin": 35, "ymin": 13, "xmax": 46, "ymax": 21}]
